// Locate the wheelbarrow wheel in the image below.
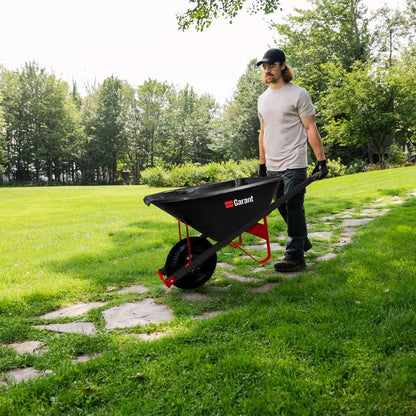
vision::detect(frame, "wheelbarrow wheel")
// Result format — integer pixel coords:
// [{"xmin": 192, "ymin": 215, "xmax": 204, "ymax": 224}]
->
[{"xmin": 165, "ymin": 237, "xmax": 217, "ymax": 289}]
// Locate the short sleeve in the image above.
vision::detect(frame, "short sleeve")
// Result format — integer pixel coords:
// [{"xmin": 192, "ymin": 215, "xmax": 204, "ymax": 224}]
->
[{"xmin": 297, "ymin": 88, "xmax": 315, "ymax": 118}]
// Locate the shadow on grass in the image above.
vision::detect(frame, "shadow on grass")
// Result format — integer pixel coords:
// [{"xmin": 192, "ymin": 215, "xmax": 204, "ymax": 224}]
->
[{"xmin": 45, "ymin": 219, "xmax": 178, "ymax": 288}]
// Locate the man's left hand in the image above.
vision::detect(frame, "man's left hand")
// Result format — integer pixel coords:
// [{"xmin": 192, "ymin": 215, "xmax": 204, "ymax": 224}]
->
[{"xmin": 312, "ymin": 160, "xmax": 329, "ymax": 179}]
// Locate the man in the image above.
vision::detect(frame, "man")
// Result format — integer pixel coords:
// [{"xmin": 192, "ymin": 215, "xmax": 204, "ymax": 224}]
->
[{"xmin": 257, "ymin": 48, "xmax": 328, "ymax": 272}]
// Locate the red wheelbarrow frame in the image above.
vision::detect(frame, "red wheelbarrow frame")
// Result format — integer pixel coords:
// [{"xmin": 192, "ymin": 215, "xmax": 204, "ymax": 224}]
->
[
  {"xmin": 158, "ymin": 216, "xmax": 272, "ymax": 288},
  {"xmin": 157, "ymin": 173, "xmax": 319, "ymax": 288}
]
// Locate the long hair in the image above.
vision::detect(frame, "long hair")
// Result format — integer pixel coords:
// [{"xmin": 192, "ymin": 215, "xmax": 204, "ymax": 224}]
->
[
  {"xmin": 261, "ymin": 63, "xmax": 294, "ymax": 84},
  {"xmin": 282, "ymin": 64, "xmax": 294, "ymax": 83}
]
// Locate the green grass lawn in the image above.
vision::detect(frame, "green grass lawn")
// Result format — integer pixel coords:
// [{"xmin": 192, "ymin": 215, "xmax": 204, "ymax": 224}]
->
[{"xmin": 1, "ymin": 167, "xmax": 416, "ymax": 415}]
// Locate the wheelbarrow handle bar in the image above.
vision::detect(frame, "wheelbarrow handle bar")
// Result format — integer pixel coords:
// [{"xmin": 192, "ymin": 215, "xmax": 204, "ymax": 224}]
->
[{"xmin": 170, "ymin": 173, "xmax": 320, "ymax": 284}]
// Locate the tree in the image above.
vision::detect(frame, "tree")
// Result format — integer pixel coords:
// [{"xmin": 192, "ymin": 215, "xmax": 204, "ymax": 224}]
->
[
  {"xmin": 0, "ymin": 98, "xmax": 6, "ymax": 182},
  {"xmin": 0, "ymin": 62, "xmax": 81, "ymax": 183},
  {"xmin": 320, "ymin": 61, "xmax": 413, "ymax": 168},
  {"xmin": 135, "ymin": 79, "xmax": 170, "ymax": 169},
  {"xmin": 210, "ymin": 59, "xmax": 266, "ymax": 160},
  {"xmin": 177, "ymin": 0, "xmax": 280, "ymax": 31},
  {"xmin": 122, "ymin": 88, "xmax": 142, "ymax": 184},
  {"xmin": 393, "ymin": 59, "xmax": 416, "ymax": 156},
  {"xmin": 271, "ymin": 0, "xmax": 371, "ymax": 98},
  {"xmin": 83, "ymin": 76, "xmax": 130, "ymax": 184},
  {"xmin": 159, "ymin": 86, "xmax": 218, "ymax": 165},
  {"xmin": 371, "ymin": 7, "xmax": 409, "ymax": 67},
  {"xmin": 38, "ymin": 74, "xmax": 83, "ymax": 183},
  {"xmin": 187, "ymin": 93, "xmax": 218, "ymax": 163}
]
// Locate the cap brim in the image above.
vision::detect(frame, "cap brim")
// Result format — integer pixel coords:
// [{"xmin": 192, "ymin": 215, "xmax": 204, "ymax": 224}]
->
[{"xmin": 256, "ymin": 59, "xmax": 267, "ymax": 66}]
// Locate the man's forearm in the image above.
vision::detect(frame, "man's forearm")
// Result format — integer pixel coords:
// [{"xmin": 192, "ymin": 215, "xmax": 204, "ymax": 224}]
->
[
  {"xmin": 307, "ymin": 124, "xmax": 326, "ymax": 161},
  {"xmin": 259, "ymin": 123, "xmax": 266, "ymax": 164}
]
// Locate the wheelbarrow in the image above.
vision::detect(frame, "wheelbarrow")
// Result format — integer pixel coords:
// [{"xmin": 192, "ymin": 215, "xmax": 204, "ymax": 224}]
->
[{"xmin": 144, "ymin": 174, "xmax": 319, "ymax": 289}]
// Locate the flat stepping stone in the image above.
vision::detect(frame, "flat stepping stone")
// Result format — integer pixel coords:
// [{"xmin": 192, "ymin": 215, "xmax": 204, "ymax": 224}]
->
[
  {"xmin": 333, "ymin": 237, "xmax": 352, "ymax": 247},
  {"xmin": 244, "ymin": 243, "xmax": 283, "ymax": 252},
  {"xmin": 33, "ymin": 322, "xmax": 97, "ymax": 335},
  {"xmin": 275, "ymin": 270, "xmax": 305, "ymax": 278},
  {"xmin": 342, "ymin": 218, "xmax": 373, "ymax": 227},
  {"xmin": 8, "ymin": 341, "xmax": 44, "ymax": 355},
  {"xmin": 136, "ymin": 332, "xmax": 167, "ymax": 341},
  {"xmin": 319, "ymin": 215, "xmax": 337, "ymax": 221},
  {"xmin": 370, "ymin": 203, "xmax": 389, "ymax": 208},
  {"xmin": 180, "ymin": 292, "xmax": 213, "ymax": 302},
  {"xmin": 205, "ymin": 285, "xmax": 231, "ymax": 292},
  {"xmin": 360, "ymin": 209, "xmax": 390, "ymax": 217},
  {"xmin": 361, "ymin": 208, "xmax": 378, "ymax": 214},
  {"xmin": 316, "ymin": 252, "xmax": 338, "ymax": 261},
  {"xmin": 320, "ymin": 209, "xmax": 356, "ymax": 221},
  {"xmin": 39, "ymin": 302, "xmax": 106, "ymax": 319},
  {"xmin": 223, "ymin": 271, "xmax": 260, "ymax": 282},
  {"xmin": 309, "ymin": 231, "xmax": 333, "ymax": 239},
  {"xmin": 250, "ymin": 283, "xmax": 279, "ymax": 293},
  {"xmin": 2, "ymin": 367, "xmax": 43, "ymax": 384},
  {"xmin": 117, "ymin": 285, "xmax": 148, "ymax": 294},
  {"xmin": 217, "ymin": 262, "xmax": 235, "ymax": 270},
  {"xmin": 269, "ymin": 243, "xmax": 284, "ymax": 251},
  {"xmin": 195, "ymin": 311, "xmax": 222, "ymax": 320},
  {"xmin": 243, "ymin": 244, "xmax": 264, "ymax": 251},
  {"xmin": 102, "ymin": 299, "xmax": 173, "ymax": 330},
  {"xmin": 341, "ymin": 228, "xmax": 357, "ymax": 237},
  {"xmin": 71, "ymin": 355, "xmax": 92, "ymax": 363}
]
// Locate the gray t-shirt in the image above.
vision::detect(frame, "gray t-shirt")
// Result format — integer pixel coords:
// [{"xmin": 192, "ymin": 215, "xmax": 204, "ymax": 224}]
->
[{"xmin": 258, "ymin": 82, "xmax": 315, "ymax": 171}]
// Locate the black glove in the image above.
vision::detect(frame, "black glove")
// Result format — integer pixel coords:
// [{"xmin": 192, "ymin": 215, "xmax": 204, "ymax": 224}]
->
[
  {"xmin": 258, "ymin": 163, "xmax": 267, "ymax": 177},
  {"xmin": 312, "ymin": 160, "xmax": 329, "ymax": 179}
]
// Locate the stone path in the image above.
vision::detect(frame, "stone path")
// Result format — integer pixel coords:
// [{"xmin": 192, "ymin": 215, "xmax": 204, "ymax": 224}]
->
[
  {"xmin": 1, "ymin": 190, "xmax": 414, "ymax": 386},
  {"xmin": 102, "ymin": 299, "xmax": 174, "ymax": 330}
]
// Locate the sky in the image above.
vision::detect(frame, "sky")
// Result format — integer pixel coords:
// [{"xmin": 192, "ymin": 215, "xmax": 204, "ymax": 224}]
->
[{"xmin": 0, "ymin": 0, "xmax": 404, "ymax": 105}]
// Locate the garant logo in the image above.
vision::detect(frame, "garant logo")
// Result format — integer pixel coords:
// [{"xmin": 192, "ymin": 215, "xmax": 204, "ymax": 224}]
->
[{"xmin": 224, "ymin": 195, "xmax": 254, "ymax": 209}]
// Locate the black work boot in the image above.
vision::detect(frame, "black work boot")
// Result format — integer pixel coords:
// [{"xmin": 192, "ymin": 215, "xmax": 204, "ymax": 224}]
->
[
  {"xmin": 304, "ymin": 238, "xmax": 312, "ymax": 252},
  {"xmin": 274, "ymin": 254, "xmax": 306, "ymax": 272}
]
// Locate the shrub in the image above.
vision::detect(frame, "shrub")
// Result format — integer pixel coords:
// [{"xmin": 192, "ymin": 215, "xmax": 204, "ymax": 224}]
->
[
  {"xmin": 141, "ymin": 159, "xmax": 258, "ymax": 187},
  {"xmin": 307, "ymin": 158, "xmax": 346, "ymax": 177},
  {"xmin": 202, "ymin": 162, "xmax": 227, "ymax": 183},
  {"xmin": 140, "ymin": 166, "xmax": 170, "ymax": 187},
  {"xmin": 169, "ymin": 165, "xmax": 206, "ymax": 187},
  {"xmin": 142, "ymin": 158, "xmax": 352, "ymax": 187},
  {"xmin": 386, "ymin": 143, "xmax": 407, "ymax": 165},
  {"xmin": 345, "ymin": 159, "xmax": 367, "ymax": 175}
]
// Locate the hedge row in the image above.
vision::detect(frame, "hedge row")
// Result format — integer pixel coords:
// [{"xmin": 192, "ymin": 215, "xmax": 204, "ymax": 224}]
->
[{"xmin": 141, "ymin": 158, "xmax": 348, "ymax": 187}]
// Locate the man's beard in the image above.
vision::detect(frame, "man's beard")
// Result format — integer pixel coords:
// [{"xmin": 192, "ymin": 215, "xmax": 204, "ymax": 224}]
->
[{"xmin": 262, "ymin": 72, "xmax": 280, "ymax": 84}]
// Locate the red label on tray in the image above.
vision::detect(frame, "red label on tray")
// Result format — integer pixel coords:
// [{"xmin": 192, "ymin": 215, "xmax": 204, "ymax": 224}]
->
[
  {"xmin": 224, "ymin": 200, "xmax": 234, "ymax": 209},
  {"xmin": 224, "ymin": 195, "xmax": 254, "ymax": 209}
]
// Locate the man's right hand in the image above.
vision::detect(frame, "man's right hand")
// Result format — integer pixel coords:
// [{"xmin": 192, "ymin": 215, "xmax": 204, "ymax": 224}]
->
[{"xmin": 258, "ymin": 164, "xmax": 267, "ymax": 177}]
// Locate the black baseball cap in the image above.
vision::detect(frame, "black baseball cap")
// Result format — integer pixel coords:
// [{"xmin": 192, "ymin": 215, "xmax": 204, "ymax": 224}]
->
[{"xmin": 256, "ymin": 48, "xmax": 286, "ymax": 66}]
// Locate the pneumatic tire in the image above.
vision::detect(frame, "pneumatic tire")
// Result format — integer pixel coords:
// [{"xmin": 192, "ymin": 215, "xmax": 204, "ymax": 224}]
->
[{"xmin": 165, "ymin": 237, "xmax": 217, "ymax": 290}]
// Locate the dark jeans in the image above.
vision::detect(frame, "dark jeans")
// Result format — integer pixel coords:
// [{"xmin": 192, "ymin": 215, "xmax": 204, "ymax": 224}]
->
[{"xmin": 267, "ymin": 168, "xmax": 308, "ymax": 257}]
